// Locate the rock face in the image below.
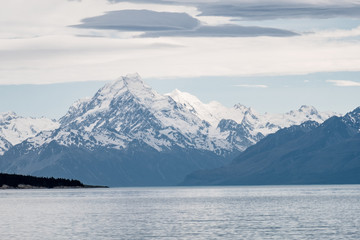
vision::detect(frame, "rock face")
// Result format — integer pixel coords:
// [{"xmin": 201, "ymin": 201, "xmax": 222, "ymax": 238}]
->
[
  {"xmin": 182, "ymin": 107, "xmax": 360, "ymax": 186},
  {"xmin": 0, "ymin": 74, "xmax": 337, "ymax": 186}
]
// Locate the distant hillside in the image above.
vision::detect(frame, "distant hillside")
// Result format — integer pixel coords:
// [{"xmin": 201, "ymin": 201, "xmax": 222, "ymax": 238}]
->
[
  {"xmin": 0, "ymin": 173, "xmax": 86, "ymax": 189},
  {"xmin": 182, "ymin": 107, "xmax": 360, "ymax": 186}
]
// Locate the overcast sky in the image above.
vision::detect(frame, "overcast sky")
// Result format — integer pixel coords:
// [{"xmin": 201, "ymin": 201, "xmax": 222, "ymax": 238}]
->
[{"xmin": 1, "ymin": 0, "xmax": 360, "ymax": 118}]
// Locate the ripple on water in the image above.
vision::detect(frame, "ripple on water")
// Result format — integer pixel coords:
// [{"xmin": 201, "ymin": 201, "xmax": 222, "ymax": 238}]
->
[{"xmin": 0, "ymin": 185, "xmax": 360, "ymax": 239}]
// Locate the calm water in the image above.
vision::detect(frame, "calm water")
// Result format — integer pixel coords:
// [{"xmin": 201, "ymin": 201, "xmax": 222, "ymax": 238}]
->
[{"xmin": 1, "ymin": 185, "xmax": 360, "ymax": 239}]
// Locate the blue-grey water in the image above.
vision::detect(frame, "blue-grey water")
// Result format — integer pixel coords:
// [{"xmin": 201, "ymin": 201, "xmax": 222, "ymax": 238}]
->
[{"xmin": 1, "ymin": 185, "xmax": 360, "ymax": 239}]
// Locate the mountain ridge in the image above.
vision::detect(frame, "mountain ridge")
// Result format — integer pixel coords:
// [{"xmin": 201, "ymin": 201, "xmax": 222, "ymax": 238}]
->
[
  {"xmin": 181, "ymin": 107, "xmax": 360, "ymax": 186},
  {"xmin": 0, "ymin": 112, "xmax": 59, "ymax": 155},
  {"xmin": 0, "ymin": 74, "xmax": 340, "ymax": 186}
]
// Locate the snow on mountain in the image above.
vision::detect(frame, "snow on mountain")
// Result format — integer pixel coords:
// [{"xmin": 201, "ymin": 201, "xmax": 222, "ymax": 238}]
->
[
  {"xmin": 166, "ymin": 89, "xmax": 247, "ymax": 126},
  {"xmin": 167, "ymin": 89, "xmax": 336, "ymax": 131},
  {"xmin": 0, "ymin": 136, "xmax": 12, "ymax": 156},
  {"xmin": 262, "ymin": 105, "xmax": 336, "ymax": 129},
  {"xmin": 36, "ymin": 73, "xmax": 229, "ymax": 153},
  {"xmin": 166, "ymin": 89, "xmax": 338, "ymax": 150},
  {"xmin": 342, "ymin": 106, "xmax": 360, "ymax": 131},
  {"xmin": 12, "ymin": 74, "xmax": 338, "ymax": 155},
  {"xmin": 61, "ymin": 74, "xmax": 202, "ymax": 134},
  {"xmin": 246, "ymin": 105, "xmax": 338, "ymax": 136},
  {"xmin": 0, "ymin": 112, "xmax": 59, "ymax": 155}
]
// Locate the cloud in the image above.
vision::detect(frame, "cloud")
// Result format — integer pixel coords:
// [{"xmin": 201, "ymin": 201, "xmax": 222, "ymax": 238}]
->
[
  {"xmin": 142, "ymin": 25, "xmax": 298, "ymax": 37},
  {"xmin": 108, "ymin": 0, "xmax": 360, "ymax": 21},
  {"xmin": 326, "ymin": 80, "xmax": 360, "ymax": 87},
  {"xmin": 108, "ymin": 0, "xmax": 174, "ymax": 4},
  {"xmin": 198, "ymin": 2, "xmax": 360, "ymax": 21},
  {"xmin": 1, "ymin": 0, "xmax": 360, "ymax": 85},
  {"xmin": 2, "ymin": 32, "xmax": 360, "ymax": 85},
  {"xmin": 73, "ymin": 10, "xmax": 200, "ymax": 31},
  {"xmin": 73, "ymin": 9, "xmax": 298, "ymax": 37},
  {"xmin": 234, "ymin": 84, "xmax": 268, "ymax": 88}
]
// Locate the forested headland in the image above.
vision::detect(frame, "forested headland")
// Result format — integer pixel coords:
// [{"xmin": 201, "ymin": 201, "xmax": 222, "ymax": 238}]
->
[{"xmin": 0, "ymin": 173, "xmax": 105, "ymax": 189}]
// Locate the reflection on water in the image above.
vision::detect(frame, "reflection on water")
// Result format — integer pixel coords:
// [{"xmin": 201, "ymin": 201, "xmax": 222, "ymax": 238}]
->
[{"xmin": 1, "ymin": 185, "xmax": 360, "ymax": 239}]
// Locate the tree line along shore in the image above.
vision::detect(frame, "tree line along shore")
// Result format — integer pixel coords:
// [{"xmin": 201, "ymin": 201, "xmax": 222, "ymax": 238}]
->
[{"xmin": 0, "ymin": 173, "xmax": 107, "ymax": 189}]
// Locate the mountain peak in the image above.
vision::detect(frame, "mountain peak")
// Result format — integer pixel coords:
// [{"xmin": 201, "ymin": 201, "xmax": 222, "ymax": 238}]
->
[
  {"xmin": 0, "ymin": 111, "xmax": 18, "ymax": 121},
  {"xmin": 166, "ymin": 89, "xmax": 231, "ymax": 126},
  {"xmin": 167, "ymin": 89, "xmax": 202, "ymax": 106},
  {"xmin": 102, "ymin": 73, "xmax": 144, "ymax": 90},
  {"xmin": 233, "ymin": 103, "xmax": 249, "ymax": 112},
  {"xmin": 342, "ymin": 106, "xmax": 360, "ymax": 131},
  {"xmin": 350, "ymin": 106, "xmax": 360, "ymax": 115},
  {"xmin": 124, "ymin": 72, "xmax": 141, "ymax": 80},
  {"xmin": 60, "ymin": 73, "xmax": 155, "ymax": 126},
  {"xmin": 96, "ymin": 73, "xmax": 154, "ymax": 102},
  {"xmin": 169, "ymin": 88, "xmax": 183, "ymax": 97},
  {"xmin": 298, "ymin": 105, "xmax": 318, "ymax": 115},
  {"xmin": 122, "ymin": 72, "xmax": 144, "ymax": 86}
]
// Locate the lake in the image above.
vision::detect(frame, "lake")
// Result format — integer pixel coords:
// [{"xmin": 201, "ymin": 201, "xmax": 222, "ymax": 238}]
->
[{"xmin": 1, "ymin": 185, "xmax": 360, "ymax": 239}]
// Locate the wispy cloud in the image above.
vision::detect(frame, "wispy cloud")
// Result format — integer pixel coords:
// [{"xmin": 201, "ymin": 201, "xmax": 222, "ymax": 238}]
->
[
  {"xmin": 73, "ymin": 10, "xmax": 298, "ymax": 38},
  {"xmin": 73, "ymin": 10, "xmax": 200, "ymax": 32},
  {"xmin": 109, "ymin": 0, "xmax": 360, "ymax": 21},
  {"xmin": 326, "ymin": 80, "xmax": 360, "ymax": 87},
  {"xmin": 142, "ymin": 25, "xmax": 297, "ymax": 37},
  {"xmin": 234, "ymin": 84, "xmax": 268, "ymax": 88},
  {"xmin": 198, "ymin": 2, "xmax": 360, "ymax": 20}
]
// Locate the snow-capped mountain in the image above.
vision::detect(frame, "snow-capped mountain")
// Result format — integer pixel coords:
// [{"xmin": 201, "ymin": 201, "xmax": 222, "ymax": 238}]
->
[
  {"xmin": 342, "ymin": 106, "xmax": 360, "ymax": 131},
  {"xmin": 167, "ymin": 89, "xmax": 247, "ymax": 127},
  {"xmin": 167, "ymin": 89, "xmax": 337, "ymax": 150},
  {"xmin": 0, "ymin": 73, "xmax": 338, "ymax": 186},
  {"xmin": 0, "ymin": 112, "xmax": 59, "ymax": 155},
  {"xmin": 47, "ymin": 73, "xmax": 230, "ymax": 153},
  {"xmin": 168, "ymin": 89, "xmax": 335, "ymax": 132}
]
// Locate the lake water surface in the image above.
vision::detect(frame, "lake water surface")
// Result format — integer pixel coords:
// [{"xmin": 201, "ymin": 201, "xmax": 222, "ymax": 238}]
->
[{"xmin": 1, "ymin": 185, "xmax": 360, "ymax": 239}]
